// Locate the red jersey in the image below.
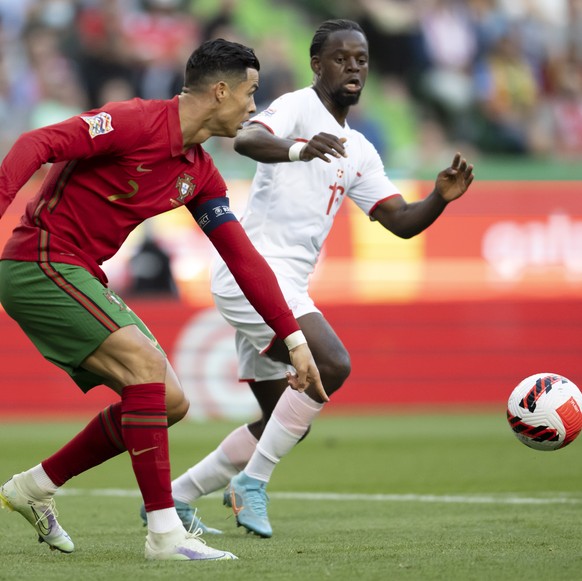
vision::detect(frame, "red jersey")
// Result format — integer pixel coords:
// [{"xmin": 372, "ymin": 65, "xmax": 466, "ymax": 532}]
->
[
  {"xmin": 0, "ymin": 97, "xmax": 299, "ymax": 339},
  {"xmin": 0, "ymin": 97, "xmax": 224, "ymax": 282}
]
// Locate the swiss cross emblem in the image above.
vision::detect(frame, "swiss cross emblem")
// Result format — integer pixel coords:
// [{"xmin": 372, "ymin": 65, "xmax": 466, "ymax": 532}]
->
[{"xmin": 172, "ymin": 174, "xmax": 196, "ymax": 206}]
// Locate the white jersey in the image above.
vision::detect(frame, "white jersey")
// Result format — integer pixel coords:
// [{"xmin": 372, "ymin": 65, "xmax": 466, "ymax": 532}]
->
[{"xmin": 211, "ymin": 86, "xmax": 401, "ymax": 297}]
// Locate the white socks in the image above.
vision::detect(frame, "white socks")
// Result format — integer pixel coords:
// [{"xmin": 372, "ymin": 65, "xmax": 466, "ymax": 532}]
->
[
  {"xmin": 172, "ymin": 425, "xmax": 258, "ymax": 503},
  {"xmin": 244, "ymin": 388, "xmax": 323, "ymax": 482},
  {"xmin": 146, "ymin": 508, "xmax": 183, "ymax": 534},
  {"xmin": 172, "ymin": 388, "xmax": 325, "ymax": 502},
  {"xmin": 27, "ymin": 464, "xmax": 59, "ymax": 497}
]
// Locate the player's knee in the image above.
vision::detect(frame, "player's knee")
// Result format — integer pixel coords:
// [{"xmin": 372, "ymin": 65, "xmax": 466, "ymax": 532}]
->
[
  {"xmin": 247, "ymin": 418, "xmax": 266, "ymax": 440},
  {"xmin": 167, "ymin": 394, "xmax": 189, "ymax": 426},
  {"xmin": 319, "ymin": 353, "xmax": 351, "ymax": 394}
]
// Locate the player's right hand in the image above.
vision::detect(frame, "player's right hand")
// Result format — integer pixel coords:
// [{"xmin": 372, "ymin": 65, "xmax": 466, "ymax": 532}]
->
[
  {"xmin": 287, "ymin": 343, "xmax": 329, "ymax": 402},
  {"xmin": 301, "ymin": 133, "xmax": 347, "ymax": 163}
]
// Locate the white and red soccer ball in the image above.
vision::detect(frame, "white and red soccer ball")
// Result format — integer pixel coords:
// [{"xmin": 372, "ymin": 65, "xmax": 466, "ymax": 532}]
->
[{"xmin": 507, "ymin": 373, "xmax": 582, "ymax": 451}]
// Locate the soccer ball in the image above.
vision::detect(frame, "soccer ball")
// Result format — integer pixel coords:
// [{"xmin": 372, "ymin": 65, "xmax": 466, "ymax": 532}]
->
[{"xmin": 507, "ymin": 373, "xmax": 582, "ymax": 451}]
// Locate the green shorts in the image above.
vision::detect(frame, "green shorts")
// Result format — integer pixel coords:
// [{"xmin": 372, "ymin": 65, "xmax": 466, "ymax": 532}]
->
[{"xmin": 0, "ymin": 260, "xmax": 164, "ymax": 392}]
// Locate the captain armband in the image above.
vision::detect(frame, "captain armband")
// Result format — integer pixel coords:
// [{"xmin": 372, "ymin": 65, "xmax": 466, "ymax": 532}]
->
[{"xmin": 193, "ymin": 197, "xmax": 237, "ymax": 234}]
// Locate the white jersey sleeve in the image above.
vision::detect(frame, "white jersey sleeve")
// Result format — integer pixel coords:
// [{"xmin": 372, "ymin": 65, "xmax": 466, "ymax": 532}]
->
[
  {"xmin": 249, "ymin": 91, "xmax": 306, "ymax": 139},
  {"xmin": 345, "ymin": 135, "xmax": 401, "ymax": 216}
]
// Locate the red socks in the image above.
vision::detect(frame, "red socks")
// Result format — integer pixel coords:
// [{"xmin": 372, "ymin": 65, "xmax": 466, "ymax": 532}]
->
[
  {"xmin": 43, "ymin": 383, "xmax": 173, "ymax": 513},
  {"xmin": 43, "ymin": 402, "xmax": 125, "ymax": 486},
  {"xmin": 120, "ymin": 383, "xmax": 173, "ymax": 512}
]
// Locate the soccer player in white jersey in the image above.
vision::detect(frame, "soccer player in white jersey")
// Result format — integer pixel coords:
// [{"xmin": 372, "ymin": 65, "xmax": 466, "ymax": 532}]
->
[{"xmin": 164, "ymin": 19, "xmax": 475, "ymax": 538}]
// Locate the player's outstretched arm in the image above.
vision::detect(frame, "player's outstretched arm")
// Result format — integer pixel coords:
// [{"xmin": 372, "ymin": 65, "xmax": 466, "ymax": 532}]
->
[
  {"xmin": 234, "ymin": 123, "xmax": 346, "ymax": 164},
  {"xmin": 372, "ymin": 152, "xmax": 474, "ymax": 239}
]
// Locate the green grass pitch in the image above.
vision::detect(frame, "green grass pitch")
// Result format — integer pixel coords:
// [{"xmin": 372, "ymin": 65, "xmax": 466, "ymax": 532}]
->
[{"xmin": 1, "ymin": 412, "xmax": 582, "ymax": 580}]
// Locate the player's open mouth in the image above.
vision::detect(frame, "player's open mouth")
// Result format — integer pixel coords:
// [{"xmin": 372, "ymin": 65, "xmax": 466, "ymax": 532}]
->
[{"xmin": 344, "ymin": 80, "xmax": 361, "ymax": 93}]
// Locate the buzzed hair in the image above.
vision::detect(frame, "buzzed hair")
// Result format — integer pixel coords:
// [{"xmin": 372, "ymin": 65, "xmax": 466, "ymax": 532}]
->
[
  {"xmin": 184, "ymin": 38, "xmax": 260, "ymax": 91},
  {"xmin": 310, "ymin": 19, "xmax": 366, "ymax": 58}
]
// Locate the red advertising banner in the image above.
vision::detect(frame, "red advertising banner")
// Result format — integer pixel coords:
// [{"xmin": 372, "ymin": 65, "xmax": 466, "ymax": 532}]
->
[
  {"xmin": 2, "ymin": 298, "xmax": 581, "ymax": 419},
  {"xmin": 1, "ymin": 178, "xmax": 581, "ymax": 418}
]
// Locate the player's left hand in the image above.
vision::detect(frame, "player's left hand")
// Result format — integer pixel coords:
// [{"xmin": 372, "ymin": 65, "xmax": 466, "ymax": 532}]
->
[
  {"xmin": 287, "ymin": 344, "xmax": 329, "ymax": 402},
  {"xmin": 435, "ymin": 152, "xmax": 475, "ymax": 202}
]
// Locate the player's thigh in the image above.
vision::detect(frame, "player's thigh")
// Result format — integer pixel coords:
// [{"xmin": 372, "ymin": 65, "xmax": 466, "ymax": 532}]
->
[
  {"xmin": 0, "ymin": 260, "xmax": 165, "ymax": 392},
  {"xmin": 82, "ymin": 324, "xmax": 167, "ymax": 390}
]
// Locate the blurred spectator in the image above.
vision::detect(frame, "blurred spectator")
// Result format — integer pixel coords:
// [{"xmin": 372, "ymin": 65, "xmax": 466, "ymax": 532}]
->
[
  {"xmin": 75, "ymin": 0, "xmax": 138, "ymax": 108},
  {"xmin": 566, "ymin": 0, "xmax": 582, "ymax": 62},
  {"xmin": 0, "ymin": 1, "xmax": 578, "ymax": 164},
  {"xmin": 357, "ymin": 0, "xmax": 426, "ymax": 85},
  {"xmin": 545, "ymin": 56, "xmax": 582, "ymax": 157},
  {"xmin": 0, "ymin": 0, "xmax": 34, "ymax": 42},
  {"xmin": 20, "ymin": 23, "xmax": 87, "ymax": 129},
  {"xmin": 472, "ymin": 28, "xmax": 541, "ymax": 154},
  {"xmin": 468, "ymin": 0, "xmax": 510, "ymax": 59},
  {"xmin": 123, "ymin": 0, "xmax": 200, "ymax": 99},
  {"xmin": 252, "ymin": 35, "xmax": 296, "ymax": 110},
  {"xmin": 417, "ymin": 0, "xmax": 478, "ymax": 142},
  {"xmin": 128, "ymin": 227, "xmax": 178, "ymax": 298}
]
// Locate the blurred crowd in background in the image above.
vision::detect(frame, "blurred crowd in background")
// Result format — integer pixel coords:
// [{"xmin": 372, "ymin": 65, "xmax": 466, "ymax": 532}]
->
[{"xmin": 0, "ymin": 0, "xmax": 581, "ymax": 168}]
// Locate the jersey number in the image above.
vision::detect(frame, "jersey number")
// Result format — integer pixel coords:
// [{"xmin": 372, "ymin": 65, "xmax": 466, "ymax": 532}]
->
[{"xmin": 326, "ymin": 183, "xmax": 345, "ymax": 215}]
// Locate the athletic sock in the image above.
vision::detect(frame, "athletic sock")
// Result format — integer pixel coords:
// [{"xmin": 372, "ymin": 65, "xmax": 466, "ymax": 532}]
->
[
  {"xmin": 42, "ymin": 403, "xmax": 125, "ymax": 487},
  {"xmin": 244, "ymin": 387, "xmax": 324, "ymax": 482},
  {"xmin": 121, "ymin": 383, "xmax": 175, "ymax": 518},
  {"xmin": 19, "ymin": 464, "xmax": 58, "ymax": 499},
  {"xmin": 172, "ymin": 424, "xmax": 258, "ymax": 503},
  {"xmin": 146, "ymin": 507, "xmax": 183, "ymax": 534}
]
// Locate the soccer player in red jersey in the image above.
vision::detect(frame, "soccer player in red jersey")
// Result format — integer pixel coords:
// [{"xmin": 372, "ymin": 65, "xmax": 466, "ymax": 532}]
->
[{"xmin": 0, "ymin": 38, "xmax": 325, "ymax": 561}]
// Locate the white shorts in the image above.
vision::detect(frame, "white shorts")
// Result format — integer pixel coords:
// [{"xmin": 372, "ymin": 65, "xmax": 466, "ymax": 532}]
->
[{"xmin": 212, "ymin": 290, "xmax": 320, "ymax": 382}]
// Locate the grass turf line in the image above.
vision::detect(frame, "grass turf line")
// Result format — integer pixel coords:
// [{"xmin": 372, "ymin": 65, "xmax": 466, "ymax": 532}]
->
[{"xmin": 1, "ymin": 414, "xmax": 581, "ymax": 580}]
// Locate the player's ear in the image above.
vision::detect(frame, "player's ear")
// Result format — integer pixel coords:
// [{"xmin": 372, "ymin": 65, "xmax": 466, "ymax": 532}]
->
[
  {"xmin": 310, "ymin": 56, "xmax": 321, "ymax": 77},
  {"xmin": 214, "ymin": 81, "xmax": 229, "ymax": 103}
]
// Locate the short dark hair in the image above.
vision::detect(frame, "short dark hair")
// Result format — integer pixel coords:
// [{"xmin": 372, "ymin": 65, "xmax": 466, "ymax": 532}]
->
[
  {"xmin": 184, "ymin": 38, "xmax": 260, "ymax": 90},
  {"xmin": 310, "ymin": 19, "xmax": 366, "ymax": 58}
]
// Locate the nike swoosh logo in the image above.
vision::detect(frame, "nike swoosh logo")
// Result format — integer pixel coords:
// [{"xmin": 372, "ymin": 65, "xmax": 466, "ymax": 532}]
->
[
  {"xmin": 230, "ymin": 489, "xmax": 244, "ymax": 516},
  {"xmin": 31, "ymin": 506, "xmax": 52, "ymax": 535},
  {"xmin": 136, "ymin": 164, "xmax": 152, "ymax": 173},
  {"xmin": 131, "ymin": 446, "xmax": 158, "ymax": 456}
]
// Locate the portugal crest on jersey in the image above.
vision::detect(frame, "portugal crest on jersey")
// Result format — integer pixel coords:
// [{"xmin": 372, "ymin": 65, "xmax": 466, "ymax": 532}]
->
[
  {"xmin": 81, "ymin": 112, "xmax": 114, "ymax": 139},
  {"xmin": 171, "ymin": 174, "xmax": 196, "ymax": 206}
]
